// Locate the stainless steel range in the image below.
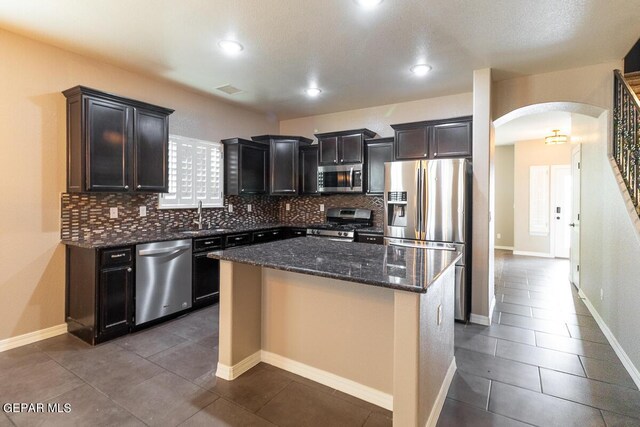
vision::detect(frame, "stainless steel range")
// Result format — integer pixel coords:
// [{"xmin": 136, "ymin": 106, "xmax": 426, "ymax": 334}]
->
[{"xmin": 306, "ymin": 208, "xmax": 373, "ymax": 241}]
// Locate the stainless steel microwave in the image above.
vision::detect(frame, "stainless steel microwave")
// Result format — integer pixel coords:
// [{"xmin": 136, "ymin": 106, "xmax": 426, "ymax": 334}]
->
[{"xmin": 317, "ymin": 164, "xmax": 363, "ymax": 193}]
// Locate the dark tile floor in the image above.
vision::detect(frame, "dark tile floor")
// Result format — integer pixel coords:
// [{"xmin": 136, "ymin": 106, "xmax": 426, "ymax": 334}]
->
[
  {"xmin": 438, "ymin": 250, "xmax": 640, "ymax": 426},
  {"xmin": 1, "ymin": 250, "xmax": 639, "ymax": 426},
  {"xmin": 0, "ymin": 303, "xmax": 391, "ymax": 426}
]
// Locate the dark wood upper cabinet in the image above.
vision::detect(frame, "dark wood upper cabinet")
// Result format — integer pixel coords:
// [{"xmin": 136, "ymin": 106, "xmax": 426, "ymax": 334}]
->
[
  {"xmin": 222, "ymin": 138, "xmax": 269, "ymax": 195},
  {"xmin": 395, "ymin": 126, "xmax": 429, "ymax": 160},
  {"xmin": 391, "ymin": 116, "xmax": 472, "ymax": 160},
  {"xmin": 365, "ymin": 137, "xmax": 394, "ymax": 195},
  {"xmin": 315, "ymin": 129, "xmax": 376, "ymax": 166},
  {"xmin": 134, "ymin": 108, "xmax": 170, "ymax": 191},
  {"xmin": 251, "ymin": 135, "xmax": 313, "ymax": 196},
  {"xmin": 85, "ymin": 97, "xmax": 131, "ymax": 191},
  {"xmin": 299, "ymin": 145, "xmax": 319, "ymax": 195},
  {"xmin": 318, "ymin": 136, "xmax": 339, "ymax": 165},
  {"xmin": 430, "ymin": 121, "xmax": 472, "ymax": 158},
  {"xmin": 63, "ymin": 86, "xmax": 173, "ymax": 193}
]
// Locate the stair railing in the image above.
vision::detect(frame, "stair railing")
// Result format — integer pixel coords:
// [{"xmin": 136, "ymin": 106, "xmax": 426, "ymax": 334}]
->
[{"xmin": 613, "ymin": 70, "xmax": 640, "ymax": 213}]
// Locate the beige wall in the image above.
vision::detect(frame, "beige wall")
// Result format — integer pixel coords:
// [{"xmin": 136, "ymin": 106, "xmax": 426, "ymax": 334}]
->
[
  {"xmin": 493, "ymin": 61, "xmax": 621, "ymax": 120},
  {"xmin": 0, "ymin": 28, "xmax": 277, "ymax": 341},
  {"xmin": 513, "ymin": 139, "xmax": 572, "ymax": 255},
  {"xmin": 495, "ymin": 146, "xmax": 514, "ymax": 248},
  {"xmin": 578, "ymin": 111, "xmax": 640, "ymax": 376},
  {"xmin": 279, "ymin": 92, "xmax": 472, "ymax": 137}
]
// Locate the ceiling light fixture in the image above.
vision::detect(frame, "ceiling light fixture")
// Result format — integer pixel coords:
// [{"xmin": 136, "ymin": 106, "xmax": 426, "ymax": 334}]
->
[
  {"xmin": 218, "ymin": 40, "xmax": 244, "ymax": 54},
  {"xmin": 410, "ymin": 64, "xmax": 432, "ymax": 76},
  {"xmin": 544, "ymin": 129, "xmax": 568, "ymax": 145},
  {"xmin": 354, "ymin": 0, "xmax": 383, "ymax": 8},
  {"xmin": 305, "ymin": 87, "xmax": 322, "ymax": 97}
]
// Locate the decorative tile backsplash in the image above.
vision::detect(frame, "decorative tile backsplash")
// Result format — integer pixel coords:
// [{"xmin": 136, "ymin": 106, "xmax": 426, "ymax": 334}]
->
[{"xmin": 61, "ymin": 192, "xmax": 384, "ymax": 242}]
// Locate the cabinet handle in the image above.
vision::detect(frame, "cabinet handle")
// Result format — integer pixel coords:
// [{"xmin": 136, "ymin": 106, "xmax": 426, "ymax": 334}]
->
[
  {"xmin": 334, "ymin": 160, "xmax": 338, "ymax": 164},
  {"xmin": 423, "ymin": 153, "xmax": 427, "ymax": 157},
  {"xmin": 241, "ymin": 188, "xmax": 245, "ymax": 192},
  {"xmin": 124, "ymin": 185, "xmax": 129, "ymax": 189},
  {"xmin": 127, "ymin": 268, "xmax": 132, "ymax": 272},
  {"xmin": 204, "ymin": 241, "xmax": 216, "ymax": 245},
  {"xmin": 340, "ymin": 158, "xmax": 344, "ymax": 162},
  {"xmin": 257, "ymin": 233, "xmax": 264, "ymax": 237},
  {"xmin": 434, "ymin": 152, "xmax": 438, "ymax": 157},
  {"xmin": 111, "ymin": 253, "xmax": 126, "ymax": 259},
  {"xmin": 235, "ymin": 237, "xmax": 243, "ymax": 240},
  {"xmin": 137, "ymin": 185, "xmax": 142, "ymax": 189}
]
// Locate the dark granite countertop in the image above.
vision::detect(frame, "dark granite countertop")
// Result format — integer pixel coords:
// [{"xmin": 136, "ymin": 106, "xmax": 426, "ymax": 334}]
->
[
  {"xmin": 61, "ymin": 223, "xmax": 309, "ymax": 249},
  {"xmin": 207, "ymin": 237, "xmax": 460, "ymax": 293}
]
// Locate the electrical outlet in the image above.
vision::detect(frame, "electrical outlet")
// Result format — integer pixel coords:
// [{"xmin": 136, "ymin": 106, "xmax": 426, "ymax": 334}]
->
[
  {"xmin": 319, "ymin": 204, "xmax": 325, "ymax": 212},
  {"xmin": 600, "ymin": 288, "xmax": 604, "ymax": 301},
  {"xmin": 436, "ymin": 304, "xmax": 443, "ymax": 325},
  {"xmin": 247, "ymin": 204, "xmax": 252, "ymax": 212},
  {"xmin": 139, "ymin": 206, "xmax": 147, "ymax": 217},
  {"xmin": 109, "ymin": 207, "xmax": 118, "ymax": 219},
  {"xmin": 497, "ymin": 233, "xmax": 501, "ymax": 239},
  {"xmin": 286, "ymin": 203, "xmax": 291, "ymax": 211},
  {"xmin": 228, "ymin": 204, "xmax": 234, "ymax": 213}
]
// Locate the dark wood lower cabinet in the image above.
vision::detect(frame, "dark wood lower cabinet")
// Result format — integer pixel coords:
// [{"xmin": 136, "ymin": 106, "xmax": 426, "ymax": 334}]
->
[
  {"xmin": 99, "ymin": 265, "xmax": 133, "ymax": 335},
  {"xmin": 66, "ymin": 245, "xmax": 134, "ymax": 345},
  {"xmin": 65, "ymin": 227, "xmax": 311, "ymax": 345}
]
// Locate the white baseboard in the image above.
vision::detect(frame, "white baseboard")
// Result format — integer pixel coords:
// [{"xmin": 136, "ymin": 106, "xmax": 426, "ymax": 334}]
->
[
  {"xmin": 216, "ymin": 350, "xmax": 262, "ymax": 381},
  {"xmin": 578, "ymin": 289, "xmax": 640, "ymax": 389},
  {"xmin": 494, "ymin": 246, "xmax": 514, "ymax": 251},
  {"xmin": 426, "ymin": 358, "xmax": 456, "ymax": 427},
  {"xmin": 0, "ymin": 324, "xmax": 68, "ymax": 353},
  {"xmin": 261, "ymin": 350, "xmax": 393, "ymax": 411},
  {"xmin": 512, "ymin": 250, "xmax": 553, "ymax": 258},
  {"xmin": 469, "ymin": 313, "xmax": 491, "ymax": 326}
]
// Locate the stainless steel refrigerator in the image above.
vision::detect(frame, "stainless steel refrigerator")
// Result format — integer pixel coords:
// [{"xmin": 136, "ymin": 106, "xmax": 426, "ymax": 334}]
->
[{"xmin": 383, "ymin": 159, "xmax": 470, "ymax": 321}]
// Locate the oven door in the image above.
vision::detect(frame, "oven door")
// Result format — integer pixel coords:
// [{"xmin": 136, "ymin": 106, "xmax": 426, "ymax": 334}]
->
[{"xmin": 318, "ymin": 164, "xmax": 363, "ymax": 193}]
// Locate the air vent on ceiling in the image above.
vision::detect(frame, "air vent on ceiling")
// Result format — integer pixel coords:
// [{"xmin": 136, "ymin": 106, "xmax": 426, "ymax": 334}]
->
[{"xmin": 216, "ymin": 84, "xmax": 243, "ymax": 95}]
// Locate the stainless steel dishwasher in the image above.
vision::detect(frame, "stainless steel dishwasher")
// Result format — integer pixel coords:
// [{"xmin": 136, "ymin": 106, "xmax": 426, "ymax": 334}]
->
[{"xmin": 135, "ymin": 239, "xmax": 192, "ymax": 325}]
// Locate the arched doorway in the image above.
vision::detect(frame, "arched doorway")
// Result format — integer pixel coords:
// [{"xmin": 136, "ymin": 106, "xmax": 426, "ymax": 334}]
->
[{"xmin": 492, "ymin": 102, "xmax": 606, "ymax": 290}]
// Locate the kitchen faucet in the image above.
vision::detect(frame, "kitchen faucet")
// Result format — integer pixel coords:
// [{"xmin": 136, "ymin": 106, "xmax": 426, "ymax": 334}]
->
[{"xmin": 194, "ymin": 200, "xmax": 204, "ymax": 229}]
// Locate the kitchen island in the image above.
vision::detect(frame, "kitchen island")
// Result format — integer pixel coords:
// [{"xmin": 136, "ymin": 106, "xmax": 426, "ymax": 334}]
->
[{"xmin": 208, "ymin": 237, "xmax": 460, "ymax": 427}]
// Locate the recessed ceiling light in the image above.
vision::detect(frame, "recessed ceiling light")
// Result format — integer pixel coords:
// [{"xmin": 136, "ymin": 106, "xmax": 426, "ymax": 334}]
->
[
  {"xmin": 218, "ymin": 40, "xmax": 244, "ymax": 54},
  {"xmin": 305, "ymin": 87, "xmax": 322, "ymax": 97},
  {"xmin": 354, "ymin": 0, "xmax": 383, "ymax": 8},
  {"xmin": 410, "ymin": 64, "xmax": 432, "ymax": 76}
]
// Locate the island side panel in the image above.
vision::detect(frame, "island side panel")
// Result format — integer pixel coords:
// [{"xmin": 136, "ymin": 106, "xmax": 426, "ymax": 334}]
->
[
  {"xmin": 217, "ymin": 260, "xmax": 263, "ymax": 379},
  {"xmin": 393, "ymin": 264, "xmax": 456, "ymax": 427},
  {"xmin": 261, "ymin": 268, "xmax": 395, "ymax": 402},
  {"xmin": 419, "ymin": 265, "xmax": 456, "ymax": 426}
]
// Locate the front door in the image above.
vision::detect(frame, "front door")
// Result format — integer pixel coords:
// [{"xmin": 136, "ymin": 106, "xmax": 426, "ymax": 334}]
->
[{"xmin": 569, "ymin": 146, "xmax": 581, "ymax": 287}]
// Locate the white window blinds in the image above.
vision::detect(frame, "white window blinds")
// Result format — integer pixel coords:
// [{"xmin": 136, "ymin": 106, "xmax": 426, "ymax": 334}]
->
[
  {"xmin": 529, "ymin": 165, "xmax": 549, "ymax": 236},
  {"xmin": 159, "ymin": 135, "xmax": 224, "ymax": 209}
]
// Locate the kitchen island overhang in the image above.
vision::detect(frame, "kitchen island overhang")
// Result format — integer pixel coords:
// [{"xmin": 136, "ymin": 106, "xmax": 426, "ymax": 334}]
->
[{"xmin": 208, "ymin": 237, "xmax": 460, "ymax": 427}]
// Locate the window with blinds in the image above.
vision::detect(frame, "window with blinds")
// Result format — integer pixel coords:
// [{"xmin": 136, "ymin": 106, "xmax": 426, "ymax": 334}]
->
[
  {"xmin": 159, "ymin": 135, "xmax": 224, "ymax": 209},
  {"xmin": 529, "ymin": 165, "xmax": 549, "ymax": 236}
]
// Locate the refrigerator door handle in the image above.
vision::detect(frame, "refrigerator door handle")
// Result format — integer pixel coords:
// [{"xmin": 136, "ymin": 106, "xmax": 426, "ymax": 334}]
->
[{"xmin": 416, "ymin": 166, "xmax": 422, "ymax": 236}]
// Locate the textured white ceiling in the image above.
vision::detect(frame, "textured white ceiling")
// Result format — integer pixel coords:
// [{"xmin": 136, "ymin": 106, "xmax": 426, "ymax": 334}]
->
[
  {"xmin": 0, "ymin": 0, "xmax": 638, "ymax": 119},
  {"xmin": 495, "ymin": 111, "xmax": 572, "ymax": 145}
]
